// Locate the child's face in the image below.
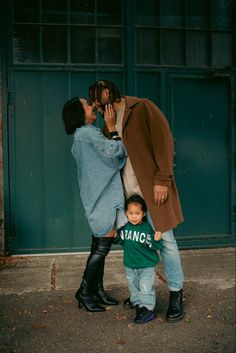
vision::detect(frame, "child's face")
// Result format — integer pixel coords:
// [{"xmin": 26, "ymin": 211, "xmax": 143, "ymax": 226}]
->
[{"xmin": 125, "ymin": 202, "xmax": 145, "ymax": 225}]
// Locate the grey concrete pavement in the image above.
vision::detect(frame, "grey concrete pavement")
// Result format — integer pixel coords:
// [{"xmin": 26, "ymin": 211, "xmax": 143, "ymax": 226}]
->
[
  {"xmin": 0, "ymin": 248, "xmax": 235, "ymax": 295},
  {"xmin": 0, "ymin": 248, "xmax": 235, "ymax": 353}
]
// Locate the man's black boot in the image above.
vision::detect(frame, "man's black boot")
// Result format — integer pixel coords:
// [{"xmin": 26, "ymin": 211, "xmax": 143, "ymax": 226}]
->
[{"xmin": 166, "ymin": 289, "xmax": 184, "ymax": 322}]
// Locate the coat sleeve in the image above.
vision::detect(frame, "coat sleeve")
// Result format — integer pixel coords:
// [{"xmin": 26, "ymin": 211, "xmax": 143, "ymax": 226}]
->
[
  {"xmin": 89, "ymin": 128, "xmax": 127, "ymax": 170},
  {"xmin": 144, "ymin": 100, "xmax": 174, "ymax": 187}
]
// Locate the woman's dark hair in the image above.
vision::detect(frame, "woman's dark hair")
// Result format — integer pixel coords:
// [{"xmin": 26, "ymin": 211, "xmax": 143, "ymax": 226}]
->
[
  {"xmin": 89, "ymin": 79, "xmax": 122, "ymax": 105},
  {"xmin": 62, "ymin": 97, "xmax": 85, "ymax": 135},
  {"xmin": 125, "ymin": 194, "xmax": 147, "ymax": 213}
]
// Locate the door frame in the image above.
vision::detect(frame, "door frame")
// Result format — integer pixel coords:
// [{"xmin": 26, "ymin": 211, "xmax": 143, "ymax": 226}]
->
[{"xmin": 0, "ymin": 0, "xmax": 14, "ymax": 254}]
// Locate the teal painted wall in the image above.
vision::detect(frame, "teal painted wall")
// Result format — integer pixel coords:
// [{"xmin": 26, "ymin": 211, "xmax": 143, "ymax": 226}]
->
[{"xmin": 1, "ymin": 0, "xmax": 235, "ymax": 254}]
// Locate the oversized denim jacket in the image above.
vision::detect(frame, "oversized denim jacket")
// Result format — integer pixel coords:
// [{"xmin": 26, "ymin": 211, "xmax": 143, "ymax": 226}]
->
[{"xmin": 72, "ymin": 124, "xmax": 128, "ymax": 237}]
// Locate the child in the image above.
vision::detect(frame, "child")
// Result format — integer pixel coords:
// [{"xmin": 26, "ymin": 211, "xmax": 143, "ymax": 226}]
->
[{"xmin": 114, "ymin": 194, "xmax": 162, "ymax": 324}]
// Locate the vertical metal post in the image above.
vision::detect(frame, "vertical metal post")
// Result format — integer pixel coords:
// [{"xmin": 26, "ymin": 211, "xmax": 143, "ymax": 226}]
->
[
  {"xmin": 124, "ymin": 0, "xmax": 135, "ymax": 95},
  {"xmin": 39, "ymin": 0, "xmax": 43, "ymax": 63},
  {"xmin": 0, "ymin": 0, "xmax": 13, "ymax": 254}
]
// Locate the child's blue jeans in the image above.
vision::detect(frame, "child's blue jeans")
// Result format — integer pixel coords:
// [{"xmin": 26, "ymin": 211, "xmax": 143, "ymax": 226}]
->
[{"xmin": 125, "ymin": 266, "xmax": 156, "ymax": 310}]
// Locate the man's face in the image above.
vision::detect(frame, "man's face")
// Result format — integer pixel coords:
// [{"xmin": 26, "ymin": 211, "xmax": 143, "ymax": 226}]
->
[{"xmin": 93, "ymin": 88, "xmax": 110, "ymax": 115}]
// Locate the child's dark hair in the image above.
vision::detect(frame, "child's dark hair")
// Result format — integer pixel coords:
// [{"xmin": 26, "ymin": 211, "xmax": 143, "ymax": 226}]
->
[
  {"xmin": 62, "ymin": 97, "xmax": 85, "ymax": 135},
  {"xmin": 125, "ymin": 194, "xmax": 147, "ymax": 213},
  {"xmin": 89, "ymin": 79, "xmax": 122, "ymax": 105}
]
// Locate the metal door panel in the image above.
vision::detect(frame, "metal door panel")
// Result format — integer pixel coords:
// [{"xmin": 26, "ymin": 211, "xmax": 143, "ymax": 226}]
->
[
  {"xmin": 136, "ymin": 72, "xmax": 163, "ymax": 109},
  {"xmin": 14, "ymin": 71, "xmax": 47, "ymax": 251},
  {"xmin": 171, "ymin": 75, "xmax": 231, "ymax": 246},
  {"xmin": 12, "ymin": 71, "xmax": 92, "ymax": 253}
]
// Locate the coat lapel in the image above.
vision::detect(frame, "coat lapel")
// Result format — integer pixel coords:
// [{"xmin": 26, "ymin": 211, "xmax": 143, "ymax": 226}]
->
[{"xmin": 122, "ymin": 96, "xmax": 141, "ymax": 132}]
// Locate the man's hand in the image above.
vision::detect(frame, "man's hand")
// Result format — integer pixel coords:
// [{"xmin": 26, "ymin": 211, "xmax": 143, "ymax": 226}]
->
[
  {"xmin": 104, "ymin": 104, "xmax": 116, "ymax": 132},
  {"xmin": 154, "ymin": 231, "xmax": 162, "ymax": 241},
  {"xmin": 154, "ymin": 185, "xmax": 168, "ymax": 206}
]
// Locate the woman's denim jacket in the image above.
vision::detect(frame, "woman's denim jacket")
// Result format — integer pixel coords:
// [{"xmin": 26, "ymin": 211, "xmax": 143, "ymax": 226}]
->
[{"xmin": 72, "ymin": 124, "xmax": 128, "ymax": 237}]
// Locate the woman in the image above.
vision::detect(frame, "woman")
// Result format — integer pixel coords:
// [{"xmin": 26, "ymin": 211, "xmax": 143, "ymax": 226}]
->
[{"xmin": 62, "ymin": 97, "xmax": 127, "ymax": 312}]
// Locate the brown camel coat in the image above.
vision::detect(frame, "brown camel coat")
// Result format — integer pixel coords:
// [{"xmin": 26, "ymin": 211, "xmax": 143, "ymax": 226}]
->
[{"xmin": 120, "ymin": 96, "xmax": 184, "ymax": 233}]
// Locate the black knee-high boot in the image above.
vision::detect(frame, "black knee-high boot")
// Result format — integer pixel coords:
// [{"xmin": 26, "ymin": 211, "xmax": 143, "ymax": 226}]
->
[
  {"xmin": 75, "ymin": 237, "xmax": 113, "ymax": 312},
  {"xmin": 93, "ymin": 254, "xmax": 119, "ymax": 305}
]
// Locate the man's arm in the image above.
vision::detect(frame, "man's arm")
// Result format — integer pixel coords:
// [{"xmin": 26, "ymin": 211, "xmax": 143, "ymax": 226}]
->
[{"xmin": 144, "ymin": 99, "xmax": 175, "ymax": 206}]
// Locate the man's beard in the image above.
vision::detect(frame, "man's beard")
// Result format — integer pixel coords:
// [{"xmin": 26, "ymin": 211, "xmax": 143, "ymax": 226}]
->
[
  {"xmin": 98, "ymin": 101, "xmax": 111, "ymax": 115},
  {"xmin": 100, "ymin": 103, "xmax": 107, "ymax": 113}
]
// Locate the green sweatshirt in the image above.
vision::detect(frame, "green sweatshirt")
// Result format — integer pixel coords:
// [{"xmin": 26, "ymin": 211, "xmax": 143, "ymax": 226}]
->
[{"xmin": 114, "ymin": 222, "xmax": 162, "ymax": 268}]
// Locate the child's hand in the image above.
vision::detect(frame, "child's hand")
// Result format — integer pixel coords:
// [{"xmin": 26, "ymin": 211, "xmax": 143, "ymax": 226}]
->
[
  {"xmin": 154, "ymin": 231, "xmax": 162, "ymax": 241},
  {"xmin": 113, "ymin": 231, "xmax": 118, "ymax": 238}
]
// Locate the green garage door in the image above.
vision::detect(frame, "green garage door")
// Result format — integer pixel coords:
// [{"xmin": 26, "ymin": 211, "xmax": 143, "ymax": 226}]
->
[
  {"xmin": 11, "ymin": 71, "xmax": 123, "ymax": 253},
  {"xmin": 1, "ymin": 0, "xmax": 235, "ymax": 254},
  {"xmin": 170, "ymin": 75, "xmax": 232, "ymax": 247}
]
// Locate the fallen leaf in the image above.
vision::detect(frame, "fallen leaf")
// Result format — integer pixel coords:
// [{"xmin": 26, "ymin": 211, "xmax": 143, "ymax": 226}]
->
[
  {"xmin": 115, "ymin": 339, "xmax": 126, "ymax": 345},
  {"xmin": 32, "ymin": 322, "xmax": 48, "ymax": 329}
]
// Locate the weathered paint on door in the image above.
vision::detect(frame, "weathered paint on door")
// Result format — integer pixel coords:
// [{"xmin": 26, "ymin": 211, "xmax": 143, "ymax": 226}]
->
[
  {"xmin": 170, "ymin": 75, "xmax": 232, "ymax": 247},
  {"xmin": 1, "ymin": 0, "xmax": 235, "ymax": 254}
]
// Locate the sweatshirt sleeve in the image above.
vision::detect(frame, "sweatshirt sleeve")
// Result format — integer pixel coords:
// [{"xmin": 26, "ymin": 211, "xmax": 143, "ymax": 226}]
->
[
  {"xmin": 143, "ymin": 100, "xmax": 174, "ymax": 187},
  {"xmin": 113, "ymin": 232, "xmax": 124, "ymax": 246},
  {"xmin": 150, "ymin": 238, "xmax": 162, "ymax": 251},
  {"xmin": 145, "ymin": 223, "xmax": 162, "ymax": 251}
]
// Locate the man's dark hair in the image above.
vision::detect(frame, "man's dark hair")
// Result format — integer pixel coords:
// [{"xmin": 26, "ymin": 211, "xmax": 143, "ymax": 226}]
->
[
  {"xmin": 125, "ymin": 194, "xmax": 147, "ymax": 213},
  {"xmin": 89, "ymin": 79, "xmax": 122, "ymax": 105},
  {"xmin": 62, "ymin": 97, "xmax": 85, "ymax": 135}
]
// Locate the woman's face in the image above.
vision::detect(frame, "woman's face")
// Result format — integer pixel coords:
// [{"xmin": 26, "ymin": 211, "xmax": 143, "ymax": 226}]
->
[{"xmin": 80, "ymin": 99, "xmax": 97, "ymax": 125}]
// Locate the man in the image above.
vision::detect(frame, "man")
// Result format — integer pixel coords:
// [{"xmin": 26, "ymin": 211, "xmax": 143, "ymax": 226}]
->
[{"xmin": 89, "ymin": 80, "xmax": 184, "ymax": 322}]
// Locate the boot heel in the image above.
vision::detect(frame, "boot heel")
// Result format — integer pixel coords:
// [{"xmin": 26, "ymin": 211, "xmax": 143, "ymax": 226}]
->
[
  {"xmin": 94, "ymin": 288, "xmax": 119, "ymax": 305},
  {"xmin": 75, "ymin": 291, "xmax": 105, "ymax": 312}
]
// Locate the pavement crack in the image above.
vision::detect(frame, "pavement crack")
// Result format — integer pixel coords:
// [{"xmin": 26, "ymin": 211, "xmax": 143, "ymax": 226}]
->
[
  {"xmin": 50, "ymin": 259, "xmax": 56, "ymax": 291},
  {"xmin": 155, "ymin": 270, "xmax": 167, "ymax": 284}
]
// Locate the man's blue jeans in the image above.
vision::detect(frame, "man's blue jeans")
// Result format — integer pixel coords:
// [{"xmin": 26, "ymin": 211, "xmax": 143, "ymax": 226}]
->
[
  {"xmin": 160, "ymin": 229, "xmax": 184, "ymax": 291},
  {"xmin": 125, "ymin": 267, "xmax": 156, "ymax": 310},
  {"xmin": 147, "ymin": 212, "xmax": 184, "ymax": 291}
]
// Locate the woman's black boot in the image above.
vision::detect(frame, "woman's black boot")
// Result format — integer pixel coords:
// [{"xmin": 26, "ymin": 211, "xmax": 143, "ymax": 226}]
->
[
  {"xmin": 93, "ymin": 256, "xmax": 119, "ymax": 305},
  {"xmin": 75, "ymin": 279, "xmax": 105, "ymax": 312},
  {"xmin": 75, "ymin": 236, "xmax": 113, "ymax": 312}
]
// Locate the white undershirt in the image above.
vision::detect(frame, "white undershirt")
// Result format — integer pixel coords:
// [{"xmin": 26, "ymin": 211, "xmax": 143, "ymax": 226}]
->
[{"xmin": 115, "ymin": 99, "xmax": 143, "ymax": 198}]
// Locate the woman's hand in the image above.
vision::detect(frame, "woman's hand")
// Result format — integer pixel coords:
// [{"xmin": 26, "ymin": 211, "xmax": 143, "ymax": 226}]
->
[{"xmin": 104, "ymin": 104, "xmax": 116, "ymax": 132}]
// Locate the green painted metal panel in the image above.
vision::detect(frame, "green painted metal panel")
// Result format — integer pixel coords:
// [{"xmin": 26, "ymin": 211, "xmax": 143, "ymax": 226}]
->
[
  {"xmin": 171, "ymin": 76, "xmax": 231, "ymax": 244},
  {"xmin": 136, "ymin": 71, "xmax": 233, "ymax": 248},
  {"xmin": 12, "ymin": 71, "xmax": 91, "ymax": 252},
  {"xmin": 136, "ymin": 72, "xmax": 163, "ymax": 108},
  {"xmin": 11, "ymin": 70, "xmax": 125, "ymax": 253}
]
